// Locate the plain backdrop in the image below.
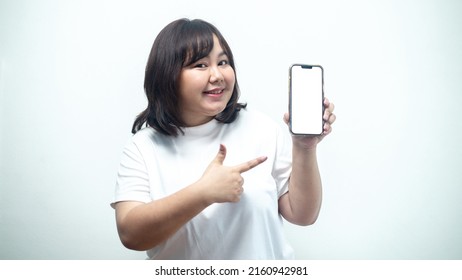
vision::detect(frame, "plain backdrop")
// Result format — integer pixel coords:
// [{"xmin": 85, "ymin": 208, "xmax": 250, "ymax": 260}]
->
[{"xmin": 1, "ymin": 0, "xmax": 461, "ymax": 259}]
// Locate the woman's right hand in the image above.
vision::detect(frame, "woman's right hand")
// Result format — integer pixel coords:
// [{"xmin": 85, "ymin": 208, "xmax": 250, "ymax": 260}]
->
[{"xmin": 198, "ymin": 144, "xmax": 267, "ymax": 204}]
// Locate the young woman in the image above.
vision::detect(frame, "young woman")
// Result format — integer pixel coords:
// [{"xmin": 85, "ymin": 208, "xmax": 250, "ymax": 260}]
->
[{"xmin": 112, "ymin": 18, "xmax": 336, "ymax": 259}]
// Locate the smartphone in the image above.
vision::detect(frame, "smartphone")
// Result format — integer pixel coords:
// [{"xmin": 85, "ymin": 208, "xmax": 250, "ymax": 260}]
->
[{"xmin": 289, "ymin": 64, "xmax": 324, "ymax": 135}]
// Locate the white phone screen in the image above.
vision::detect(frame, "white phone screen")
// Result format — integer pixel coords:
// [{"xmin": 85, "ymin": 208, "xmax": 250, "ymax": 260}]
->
[{"xmin": 289, "ymin": 64, "xmax": 324, "ymax": 135}]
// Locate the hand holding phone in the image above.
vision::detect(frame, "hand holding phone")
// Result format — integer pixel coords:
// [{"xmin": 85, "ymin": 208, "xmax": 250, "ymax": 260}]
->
[{"xmin": 289, "ymin": 64, "xmax": 324, "ymax": 135}]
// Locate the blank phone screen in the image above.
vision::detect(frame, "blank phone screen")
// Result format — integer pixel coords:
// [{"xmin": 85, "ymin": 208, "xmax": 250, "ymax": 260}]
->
[{"xmin": 289, "ymin": 65, "xmax": 324, "ymax": 135}]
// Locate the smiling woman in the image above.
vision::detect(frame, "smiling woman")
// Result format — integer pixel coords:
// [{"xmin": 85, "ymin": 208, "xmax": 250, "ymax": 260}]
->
[{"xmin": 111, "ymin": 18, "xmax": 335, "ymax": 260}]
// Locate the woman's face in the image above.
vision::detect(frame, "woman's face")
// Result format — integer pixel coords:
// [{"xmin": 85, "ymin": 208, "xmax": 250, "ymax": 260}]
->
[{"xmin": 178, "ymin": 35, "xmax": 236, "ymax": 127}]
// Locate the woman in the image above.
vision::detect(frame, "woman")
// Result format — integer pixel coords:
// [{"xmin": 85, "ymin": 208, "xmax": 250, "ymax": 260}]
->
[{"xmin": 112, "ymin": 18, "xmax": 336, "ymax": 259}]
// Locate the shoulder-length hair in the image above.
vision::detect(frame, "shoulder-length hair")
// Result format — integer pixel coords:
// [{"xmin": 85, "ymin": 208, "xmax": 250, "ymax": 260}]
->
[{"xmin": 132, "ymin": 18, "xmax": 246, "ymax": 136}]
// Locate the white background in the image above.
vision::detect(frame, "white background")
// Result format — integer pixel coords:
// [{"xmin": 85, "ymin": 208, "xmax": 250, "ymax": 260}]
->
[{"xmin": 1, "ymin": 0, "xmax": 461, "ymax": 259}]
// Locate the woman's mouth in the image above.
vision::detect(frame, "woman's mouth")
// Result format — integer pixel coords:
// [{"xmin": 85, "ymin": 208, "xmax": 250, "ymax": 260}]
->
[{"xmin": 203, "ymin": 88, "xmax": 224, "ymax": 96}]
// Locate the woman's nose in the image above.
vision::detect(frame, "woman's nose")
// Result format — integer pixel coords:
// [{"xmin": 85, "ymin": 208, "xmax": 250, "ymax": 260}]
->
[{"xmin": 209, "ymin": 66, "xmax": 224, "ymax": 83}]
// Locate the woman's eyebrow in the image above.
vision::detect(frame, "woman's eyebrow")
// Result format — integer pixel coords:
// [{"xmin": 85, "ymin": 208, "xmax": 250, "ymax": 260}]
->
[
  {"xmin": 217, "ymin": 51, "xmax": 228, "ymax": 57},
  {"xmin": 200, "ymin": 51, "xmax": 227, "ymax": 60}
]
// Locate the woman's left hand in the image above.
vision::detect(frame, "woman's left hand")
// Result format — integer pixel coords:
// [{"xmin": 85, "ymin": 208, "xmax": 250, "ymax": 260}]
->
[{"xmin": 284, "ymin": 97, "xmax": 336, "ymax": 150}]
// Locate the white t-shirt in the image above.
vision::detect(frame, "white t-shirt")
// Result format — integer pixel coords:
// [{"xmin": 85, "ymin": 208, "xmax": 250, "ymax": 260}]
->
[{"xmin": 113, "ymin": 109, "xmax": 295, "ymax": 259}]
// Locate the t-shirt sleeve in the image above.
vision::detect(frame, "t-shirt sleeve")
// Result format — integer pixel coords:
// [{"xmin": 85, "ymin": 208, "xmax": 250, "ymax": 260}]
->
[
  {"xmin": 111, "ymin": 138, "xmax": 152, "ymax": 208},
  {"xmin": 272, "ymin": 124, "xmax": 293, "ymax": 198}
]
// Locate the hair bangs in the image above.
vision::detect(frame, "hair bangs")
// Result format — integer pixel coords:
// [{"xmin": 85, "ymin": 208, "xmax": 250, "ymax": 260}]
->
[{"xmin": 180, "ymin": 22, "xmax": 216, "ymax": 67}]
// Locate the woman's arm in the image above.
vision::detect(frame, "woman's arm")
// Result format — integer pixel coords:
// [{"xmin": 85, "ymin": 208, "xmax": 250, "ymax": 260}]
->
[
  {"xmin": 115, "ymin": 184, "xmax": 209, "ymax": 251},
  {"xmin": 279, "ymin": 98, "xmax": 336, "ymax": 225},
  {"xmin": 115, "ymin": 144, "xmax": 267, "ymax": 251}
]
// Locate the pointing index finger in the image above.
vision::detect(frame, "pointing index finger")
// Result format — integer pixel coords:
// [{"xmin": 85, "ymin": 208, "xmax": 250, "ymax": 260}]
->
[{"xmin": 234, "ymin": 156, "xmax": 268, "ymax": 173}]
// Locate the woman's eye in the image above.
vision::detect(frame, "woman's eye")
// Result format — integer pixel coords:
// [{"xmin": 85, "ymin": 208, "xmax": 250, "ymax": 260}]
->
[
  {"xmin": 218, "ymin": 60, "xmax": 229, "ymax": 66},
  {"xmin": 194, "ymin": 63, "xmax": 207, "ymax": 68}
]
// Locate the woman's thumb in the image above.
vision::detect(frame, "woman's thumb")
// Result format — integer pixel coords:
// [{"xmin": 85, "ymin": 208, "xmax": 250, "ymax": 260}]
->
[{"xmin": 214, "ymin": 144, "xmax": 227, "ymax": 165}]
